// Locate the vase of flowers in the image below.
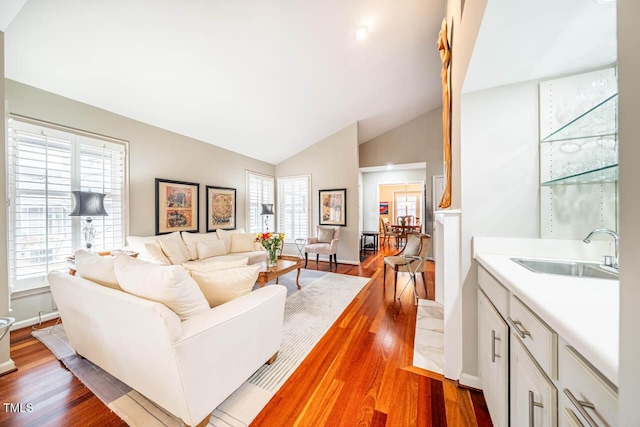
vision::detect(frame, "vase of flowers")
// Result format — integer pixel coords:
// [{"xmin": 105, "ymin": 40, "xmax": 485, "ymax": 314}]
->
[{"xmin": 255, "ymin": 232, "xmax": 285, "ymax": 267}]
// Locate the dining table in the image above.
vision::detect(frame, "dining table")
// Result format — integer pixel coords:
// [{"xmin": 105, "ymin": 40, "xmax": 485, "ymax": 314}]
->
[{"xmin": 391, "ymin": 224, "xmax": 421, "ymax": 247}]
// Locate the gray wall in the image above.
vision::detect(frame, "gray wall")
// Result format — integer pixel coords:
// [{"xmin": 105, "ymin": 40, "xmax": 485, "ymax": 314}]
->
[
  {"xmin": 618, "ymin": 0, "xmax": 640, "ymax": 422},
  {"xmin": 459, "ymin": 79, "xmax": 541, "ymax": 377},
  {"xmin": 358, "ymin": 108, "xmax": 443, "ymax": 168},
  {"xmin": 276, "ymin": 123, "xmax": 360, "ymax": 264},
  {"xmin": 5, "ymin": 79, "xmax": 275, "ymax": 324}
]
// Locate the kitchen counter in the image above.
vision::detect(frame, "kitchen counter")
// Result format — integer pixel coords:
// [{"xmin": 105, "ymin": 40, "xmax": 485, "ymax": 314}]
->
[{"xmin": 476, "ymin": 253, "xmax": 619, "ymax": 387}]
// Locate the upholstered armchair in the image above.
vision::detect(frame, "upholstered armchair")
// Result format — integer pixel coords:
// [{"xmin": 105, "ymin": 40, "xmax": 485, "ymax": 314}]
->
[
  {"xmin": 304, "ymin": 225, "xmax": 340, "ymax": 271},
  {"xmin": 383, "ymin": 233, "xmax": 431, "ymax": 299}
]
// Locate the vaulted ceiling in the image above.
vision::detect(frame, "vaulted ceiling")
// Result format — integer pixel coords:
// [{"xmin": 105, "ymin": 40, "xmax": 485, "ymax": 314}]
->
[{"xmin": 3, "ymin": 0, "xmax": 445, "ymax": 164}]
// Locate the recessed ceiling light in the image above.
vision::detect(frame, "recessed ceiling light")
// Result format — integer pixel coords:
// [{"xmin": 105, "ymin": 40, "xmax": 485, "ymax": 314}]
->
[
  {"xmin": 386, "ymin": 164, "xmax": 393, "ymax": 170},
  {"xmin": 354, "ymin": 26, "xmax": 369, "ymax": 41}
]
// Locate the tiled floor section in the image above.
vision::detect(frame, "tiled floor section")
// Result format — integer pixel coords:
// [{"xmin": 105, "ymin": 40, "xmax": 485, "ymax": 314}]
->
[{"xmin": 413, "ymin": 299, "xmax": 444, "ymax": 374}]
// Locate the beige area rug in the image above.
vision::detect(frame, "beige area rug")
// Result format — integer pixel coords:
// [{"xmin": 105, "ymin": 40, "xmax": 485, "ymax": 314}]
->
[
  {"xmin": 33, "ymin": 271, "xmax": 370, "ymax": 427},
  {"xmin": 413, "ymin": 299, "xmax": 445, "ymax": 374}
]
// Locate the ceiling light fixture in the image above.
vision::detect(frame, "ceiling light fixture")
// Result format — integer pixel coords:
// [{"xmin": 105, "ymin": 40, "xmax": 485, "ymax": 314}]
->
[{"xmin": 354, "ymin": 26, "xmax": 369, "ymax": 41}]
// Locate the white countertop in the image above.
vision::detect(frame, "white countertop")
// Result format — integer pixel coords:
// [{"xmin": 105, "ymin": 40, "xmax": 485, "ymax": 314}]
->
[{"xmin": 476, "ymin": 253, "xmax": 619, "ymax": 386}]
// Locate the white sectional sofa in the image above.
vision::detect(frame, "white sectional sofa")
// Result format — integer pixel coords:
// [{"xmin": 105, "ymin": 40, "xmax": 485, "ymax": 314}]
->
[
  {"xmin": 127, "ymin": 228, "xmax": 267, "ymax": 267},
  {"xmin": 48, "ymin": 251, "xmax": 286, "ymax": 426}
]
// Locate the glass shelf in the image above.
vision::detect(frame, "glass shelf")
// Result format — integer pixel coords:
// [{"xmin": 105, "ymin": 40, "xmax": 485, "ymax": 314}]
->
[
  {"xmin": 541, "ymin": 164, "xmax": 618, "ymax": 186},
  {"xmin": 541, "ymin": 93, "xmax": 618, "ymax": 143}
]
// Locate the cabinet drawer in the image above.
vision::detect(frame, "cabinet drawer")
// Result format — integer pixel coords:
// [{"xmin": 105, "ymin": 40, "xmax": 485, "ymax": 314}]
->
[
  {"xmin": 509, "ymin": 294, "xmax": 558, "ymax": 379},
  {"xmin": 478, "ymin": 266, "xmax": 508, "ymax": 317},
  {"xmin": 560, "ymin": 346, "xmax": 618, "ymax": 427}
]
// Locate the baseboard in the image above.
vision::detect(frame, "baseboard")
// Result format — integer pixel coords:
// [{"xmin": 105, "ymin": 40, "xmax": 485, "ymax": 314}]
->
[
  {"xmin": 0, "ymin": 359, "xmax": 17, "ymax": 376},
  {"xmin": 459, "ymin": 372, "xmax": 482, "ymax": 390},
  {"xmin": 12, "ymin": 311, "xmax": 59, "ymax": 331}
]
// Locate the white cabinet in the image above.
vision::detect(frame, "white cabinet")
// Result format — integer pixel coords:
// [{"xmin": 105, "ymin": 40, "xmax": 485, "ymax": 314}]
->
[
  {"xmin": 511, "ymin": 334, "xmax": 558, "ymax": 427},
  {"xmin": 478, "ymin": 290, "xmax": 509, "ymax": 427}
]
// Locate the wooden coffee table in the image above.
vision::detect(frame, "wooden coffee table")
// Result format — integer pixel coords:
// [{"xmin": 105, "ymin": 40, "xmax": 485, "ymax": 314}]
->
[{"xmin": 256, "ymin": 255, "xmax": 305, "ymax": 289}]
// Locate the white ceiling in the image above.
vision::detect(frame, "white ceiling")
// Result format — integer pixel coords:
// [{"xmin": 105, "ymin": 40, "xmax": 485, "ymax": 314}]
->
[
  {"xmin": 464, "ymin": 0, "xmax": 617, "ymax": 93},
  {"xmin": 4, "ymin": 0, "xmax": 445, "ymax": 164}
]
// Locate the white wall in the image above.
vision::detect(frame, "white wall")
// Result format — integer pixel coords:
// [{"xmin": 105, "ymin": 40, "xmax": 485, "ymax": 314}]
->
[
  {"xmin": 617, "ymin": 0, "xmax": 640, "ymax": 422},
  {"xmin": 459, "ymin": 80, "xmax": 540, "ymax": 377},
  {"xmin": 276, "ymin": 124, "xmax": 360, "ymax": 264}
]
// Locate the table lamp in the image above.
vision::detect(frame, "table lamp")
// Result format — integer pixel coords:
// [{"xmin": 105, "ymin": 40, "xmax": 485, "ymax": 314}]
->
[
  {"xmin": 69, "ymin": 191, "xmax": 108, "ymax": 251},
  {"xmin": 260, "ymin": 203, "xmax": 274, "ymax": 232}
]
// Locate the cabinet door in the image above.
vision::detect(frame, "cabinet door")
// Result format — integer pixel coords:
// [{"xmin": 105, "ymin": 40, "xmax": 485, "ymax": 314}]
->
[
  {"xmin": 511, "ymin": 333, "xmax": 557, "ymax": 427},
  {"xmin": 478, "ymin": 290, "xmax": 508, "ymax": 427}
]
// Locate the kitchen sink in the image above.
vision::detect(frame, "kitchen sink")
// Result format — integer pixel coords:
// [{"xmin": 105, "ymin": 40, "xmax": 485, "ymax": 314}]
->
[{"xmin": 511, "ymin": 258, "xmax": 619, "ymax": 280}]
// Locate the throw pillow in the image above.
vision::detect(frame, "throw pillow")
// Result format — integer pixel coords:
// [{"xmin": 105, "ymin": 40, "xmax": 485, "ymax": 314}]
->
[
  {"xmin": 114, "ymin": 256, "xmax": 209, "ymax": 321},
  {"xmin": 143, "ymin": 241, "xmax": 171, "ymax": 265},
  {"xmin": 190, "ymin": 264, "xmax": 261, "ymax": 307},
  {"xmin": 160, "ymin": 237, "xmax": 191, "ymax": 265},
  {"xmin": 196, "ymin": 239, "xmax": 228, "ymax": 259},
  {"xmin": 127, "ymin": 232, "xmax": 180, "ymax": 262},
  {"xmin": 216, "ymin": 228, "xmax": 245, "ymax": 253},
  {"xmin": 231, "ymin": 233, "xmax": 259, "ymax": 253},
  {"xmin": 74, "ymin": 250, "xmax": 121, "ymax": 290},
  {"xmin": 181, "ymin": 232, "xmax": 220, "ymax": 260},
  {"xmin": 317, "ymin": 228, "xmax": 335, "ymax": 243},
  {"xmin": 403, "ymin": 236, "xmax": 422, "ymax": 258}
]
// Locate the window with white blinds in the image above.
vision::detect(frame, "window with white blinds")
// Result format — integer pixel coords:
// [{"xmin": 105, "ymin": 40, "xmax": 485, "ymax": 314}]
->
[
  {"xmin": 246, "ymin": 171, "xmax": 274, "ymax": 233},
  {"xmin": 277, "ymin": 175, "xmax": 310, "ymax": 242},
  {"xmin": 7, "ymin": 118, "xmax": 127, "ymax": 293}
]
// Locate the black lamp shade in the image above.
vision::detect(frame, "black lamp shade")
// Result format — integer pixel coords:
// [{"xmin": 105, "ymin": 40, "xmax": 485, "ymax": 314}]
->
[
  {"xmin": 260, "ymin": 203, "xmax": 274, "ymax": 215},
  {"xmin": 69, "ymin": 191, "xmax": 108, "ymax": 217}
]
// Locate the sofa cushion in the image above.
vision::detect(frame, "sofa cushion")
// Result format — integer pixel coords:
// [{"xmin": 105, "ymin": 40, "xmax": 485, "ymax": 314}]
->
[
  {"xmin": 181, "ymin": 232, "xmax": 220, "ymax": 260},
  {"xmin": 143, "ymin": 241, "xmax": 171, "ymax": 265},
  {"xmin": 182, "ymin": 256, "xmax": 249, "ymax": 272},
  {"xmin": 231, "ymin": 233, "xmax": 258, "ymax": 253},
  {"xmin": 127, "ymin": 232, "xmax": 180, "ymax": 263},
  {"xmin": 190, "ymin": 264, "xmax": 261, "ymax": 308},
  {"xmin": 317, "ymin": 228, "xmax": 335, "ymax": 243},
  {"xmin": 196, "ymin": 240, "xmax": 228, "ymax": 260},
  {"xmin": 74, "ymin": 250, "xmax": 121, "ymax": 290},
  {"xmin": 216, "ymin": 228, "xmax": 245, "ymax": 253},
  {"xmin": 114, "ymin": 256, "xmax": 209, "ymax": 321},
  {"xmin": 160, "ymin": 237, "xmax": 191, "ymax": 265}
]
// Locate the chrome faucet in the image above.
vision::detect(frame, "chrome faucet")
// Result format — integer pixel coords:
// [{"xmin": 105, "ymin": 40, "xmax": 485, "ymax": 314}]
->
[{"xmin": 583, "ymin": 228, "xmax": 619, "ymax": 269}]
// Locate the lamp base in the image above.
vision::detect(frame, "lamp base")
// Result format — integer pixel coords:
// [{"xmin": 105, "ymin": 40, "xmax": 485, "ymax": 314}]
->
[{"xmin": 82, "ymin": 217, "xmax": 97, "ymax": 252}]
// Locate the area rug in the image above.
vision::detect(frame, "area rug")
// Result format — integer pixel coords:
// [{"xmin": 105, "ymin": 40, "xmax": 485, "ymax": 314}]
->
[
  {"xmin": 33, "ymin": 270, "xmax": 370, "ymax": 426},
  {"xmin": 413, "ymin": 299, "xmax": 444, "ymax": 374}
]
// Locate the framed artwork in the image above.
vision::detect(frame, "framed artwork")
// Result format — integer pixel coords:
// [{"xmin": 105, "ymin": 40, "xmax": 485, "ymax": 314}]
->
[
  {"xmin": 206, "ymin": 186, "xmax": 237, "ymax": 232},
  {"xmin": 155, "ymin": 178, "xmax": 199, "ymax": 235},
  {"xmin": 319, "ymin": 188, "xmax": 347, "ymax": 226},
  {"xmin": 379, "ymin": 201, "xmax": 389, "ymax": 215}
]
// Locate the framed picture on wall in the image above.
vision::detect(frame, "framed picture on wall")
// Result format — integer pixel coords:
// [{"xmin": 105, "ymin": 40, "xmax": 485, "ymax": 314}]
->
[
  {"xmin": 206, "ymin": 186, "xmax": 236, "ymax": 232},
  {"xmin": 155, "ymin": 178, "xmax": 200, "ymax": 235},
  {"xmin": 379, "ymin": 201, "xmax": 389, "ymax": 215},
  {"xmin": 319, "ymin": 188, "xmax": 347, "ymax": 226}
]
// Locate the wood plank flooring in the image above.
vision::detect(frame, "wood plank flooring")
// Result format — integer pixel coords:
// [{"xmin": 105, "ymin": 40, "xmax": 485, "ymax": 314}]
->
[{"xmin": 0, "ymin": 244, "xmax": 491, "ymax": 426}]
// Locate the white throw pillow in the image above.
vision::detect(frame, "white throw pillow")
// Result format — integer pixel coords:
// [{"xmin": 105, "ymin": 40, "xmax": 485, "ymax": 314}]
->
[
  {"xmin": 317, "ymin": 228, "xmax": 335, "ymax": 243},
  {"xmin": 181, "ymin": 232, "xmax": 219, "ymax": 260},
  {"xmin": 196, "ymin": 240, "xmax": 228, "ymax": 259},
  {"xmin": 231, "ymin": 233, "xmax": 259, "ymax": 253},
  {"xmin": 114, "ymin": 256, "xmax": 209, "ymax": 321},
  {"xmin": 190, "ymin": 264, "xmax": 261, "ymax": 307},
  {"xmin": 74, "ymin": 250, "xmax": 121, "ymax": 290},
  {"xmin": 127, "ymin": 232, "xmax": 180, "ymax": 261},
  {"xmin": 143, "ymin": 241, "xmax": 171, "ymax": 265},
  {"xmin": 160, "ymin": 237, "xmax": 191, "ymax": 265},
  {"xmin": 216, "ymin": 228, "xmax": 245, "ymax": 253}
]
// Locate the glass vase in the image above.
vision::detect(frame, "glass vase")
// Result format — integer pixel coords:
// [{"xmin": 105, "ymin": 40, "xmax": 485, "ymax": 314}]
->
[{"xmin": 267, "ymin": 247, "xmax": 278, "ymax": 267}]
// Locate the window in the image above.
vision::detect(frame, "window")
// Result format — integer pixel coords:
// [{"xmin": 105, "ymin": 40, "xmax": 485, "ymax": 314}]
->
[
  {"xmin": 277, "ymin": 175, "xmax": 310, "ymax": 242},
  {"xmin": 394, "ymin": 192, "xmax": 421, "ymax": 219},
  {"xmin": 7, "ymin": 118, "xmax": 127, "ymax": 293},
  {"xmin": 246, "ymin": 171, "xmax": 274, "ymax": 233}
]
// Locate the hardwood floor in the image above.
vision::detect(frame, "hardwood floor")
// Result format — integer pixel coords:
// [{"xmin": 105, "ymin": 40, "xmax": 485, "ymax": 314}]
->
[{"xmin": 0, "ymin": 245, "xmax": 491, "ymax": 427}]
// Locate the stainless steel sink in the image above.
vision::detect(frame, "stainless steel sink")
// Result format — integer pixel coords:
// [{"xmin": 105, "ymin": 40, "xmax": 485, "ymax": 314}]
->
[{"xmin": 511, "ymin": 258, "xmax": 619, "ymax": 280}]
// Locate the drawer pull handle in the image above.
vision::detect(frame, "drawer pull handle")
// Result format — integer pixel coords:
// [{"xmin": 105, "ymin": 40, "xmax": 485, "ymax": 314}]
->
[
  {"xmin": 564, "ymin": 388, "xmax": 599, "ymax": 427},
  {"xmin": 491, "ymin": 330, "xmax": 501, "ymax": 362},
  {"xmin": 508, "ymin": 317, "xmax": 531, "ymax": 339},
  {"xmin": 528, "ymin": 390, "xmax": 544, "ymax": 427}
]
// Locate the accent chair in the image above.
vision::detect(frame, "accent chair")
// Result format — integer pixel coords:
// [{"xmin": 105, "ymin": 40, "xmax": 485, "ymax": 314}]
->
[
  {"xmin": 383, "ymin": 233, "xmax": 431, "ymax": 299},
  {"xmin": 304, "ymin": 225, "xmax": 340, "ymax": 271}
]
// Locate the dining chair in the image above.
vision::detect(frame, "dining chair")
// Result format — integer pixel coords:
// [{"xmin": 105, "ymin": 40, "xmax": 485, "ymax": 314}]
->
[
  {"xmin": 383, "ymin": 233, "xmax": 431, "ymax": 299},
  {"xmin": 380, "ymin": 217, "xmax": 397, "ymax": 247}
]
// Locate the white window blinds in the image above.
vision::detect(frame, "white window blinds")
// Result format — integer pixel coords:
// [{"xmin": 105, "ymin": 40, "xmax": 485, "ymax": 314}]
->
[
  {"xmin": 246, "ymin": 171, "xmax": 274, "ymax": 233},
  {"xmin": 277, "ymin": 175, "xmax": 310, "ymax": 242},
  {"xmin": 7, "ymin": 118, "xmax": 127, "ymax": 293}
]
